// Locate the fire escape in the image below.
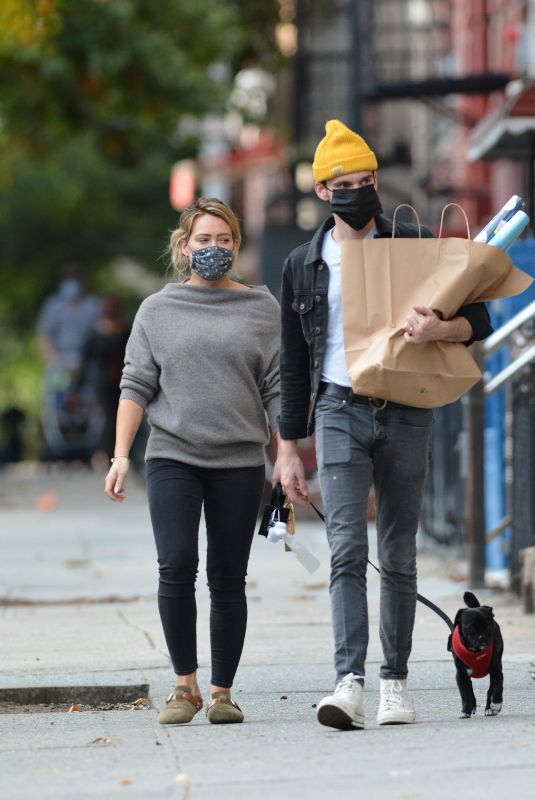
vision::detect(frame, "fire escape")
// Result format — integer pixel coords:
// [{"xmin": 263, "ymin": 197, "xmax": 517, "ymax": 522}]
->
[{"xmin": 294, "ymin": 0, "xmax": 509, "ymax": 173}]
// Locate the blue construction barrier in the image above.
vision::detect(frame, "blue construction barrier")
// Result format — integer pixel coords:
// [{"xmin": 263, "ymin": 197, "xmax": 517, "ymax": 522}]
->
[{"xmin": 484, "ymin": 240, "xmax": 535, "ymax": 571}]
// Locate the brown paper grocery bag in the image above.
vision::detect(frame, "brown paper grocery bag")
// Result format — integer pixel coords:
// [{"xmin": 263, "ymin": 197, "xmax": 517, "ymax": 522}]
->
[{"xmin": 340, "ymin": 204, "xmax": 533, "ymax": 408}]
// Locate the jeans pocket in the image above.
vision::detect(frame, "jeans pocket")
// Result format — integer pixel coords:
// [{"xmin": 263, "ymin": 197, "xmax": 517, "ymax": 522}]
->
[
  {"xmin": 316, "ymin": 410, "xmax": 351, "ymax": 466},
  {"xmin": 315, "ymin": 394, "xmax": 347, "ymax": 414}
]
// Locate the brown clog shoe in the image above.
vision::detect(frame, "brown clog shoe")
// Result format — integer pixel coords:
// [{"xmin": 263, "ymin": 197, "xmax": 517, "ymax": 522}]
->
[
  {"xmin": 205, "ymin": 692, "xmax": 244, "ymax": 724},
  {"xmin": 158, "ymin": 685, "xmax": 203, "ymax": 725}
]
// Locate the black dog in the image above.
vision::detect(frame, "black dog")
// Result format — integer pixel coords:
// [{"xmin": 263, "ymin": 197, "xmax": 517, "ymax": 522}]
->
[{"xmin": 447, "ymin": 591, "xmax": 504, "ymax": 719}]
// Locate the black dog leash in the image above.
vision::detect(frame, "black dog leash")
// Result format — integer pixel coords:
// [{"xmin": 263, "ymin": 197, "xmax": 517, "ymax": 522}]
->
[{"xmin": 308, "ymin": 500, "xmax": 454, "ymax": 632}]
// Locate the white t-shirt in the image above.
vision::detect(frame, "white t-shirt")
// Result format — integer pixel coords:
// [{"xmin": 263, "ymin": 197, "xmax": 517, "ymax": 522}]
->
[{"xmin": 321, "ymin": 225, "xmax": 376, "ymax": 387}]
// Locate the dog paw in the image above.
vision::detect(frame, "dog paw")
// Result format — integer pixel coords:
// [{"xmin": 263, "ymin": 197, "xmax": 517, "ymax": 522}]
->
[
  {"xmin": 459, "ymin": 710, "xmax": 475, "ymax": 719},
  {"xmin": 485, "ymin": 703, "xmax": 502, "ymax": 716}
]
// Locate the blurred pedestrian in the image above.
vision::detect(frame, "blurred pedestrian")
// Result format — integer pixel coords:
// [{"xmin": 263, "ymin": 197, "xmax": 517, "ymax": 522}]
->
[
  {"xmin": 81, "ymin": 295, "xmax": 131, "ymax": 461},
  {"xmin": 277, "ymin": 120, "xmax": 493, "ymax": 730},
  {"xmin": 37, "ymin": 264, "xmax": 102, "ymax": 461},
  {"xmin": 104, "ymin": 198, "xmax": 281, "ymax": 725},
  {"xmin": 37, "ymin": 263, "xmax": 100, "ymax": 374}
]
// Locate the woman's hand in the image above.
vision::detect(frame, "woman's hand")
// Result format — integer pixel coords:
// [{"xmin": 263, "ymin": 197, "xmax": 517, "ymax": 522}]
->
[{"xmin": 104, "ymin": 457, "xmax": 130, "ymax": 503}]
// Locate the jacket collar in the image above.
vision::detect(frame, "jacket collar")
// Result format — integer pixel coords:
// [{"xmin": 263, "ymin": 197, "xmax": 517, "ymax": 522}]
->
[
  {"xmin": 304, "ymin": 213, "xmax": 395, "ymax": 266},
  {"xmin": 304, "ymin": 217, "xmax": 335, "ymax": 265},
  {"xmin": 374, "ymin": 214, "xmax": 397, "ymax": 238}
]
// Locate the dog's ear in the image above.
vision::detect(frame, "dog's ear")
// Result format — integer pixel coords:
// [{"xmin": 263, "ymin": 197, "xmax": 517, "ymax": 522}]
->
[
  {"xmin": 463, "ymin": 591, "xmax": 480, "ymax": 608},
  {"xmin": 480, "ymin": 606, "xmax": 495, "ymax": 621}
]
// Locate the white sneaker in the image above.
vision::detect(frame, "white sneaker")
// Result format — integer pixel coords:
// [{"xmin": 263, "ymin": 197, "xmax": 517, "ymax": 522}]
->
[
  {"xmin": 316, "ymin": 673, "xmax": 365, "ymax": 730},
  {"xmin": 376, "ymin": 678, "xmax": 415, "ymax": 725}
]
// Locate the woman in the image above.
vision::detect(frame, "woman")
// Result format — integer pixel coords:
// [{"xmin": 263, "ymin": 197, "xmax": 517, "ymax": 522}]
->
[{"xmin": 104, "ymin": 198, "xmax": 281, "ymax": 725}]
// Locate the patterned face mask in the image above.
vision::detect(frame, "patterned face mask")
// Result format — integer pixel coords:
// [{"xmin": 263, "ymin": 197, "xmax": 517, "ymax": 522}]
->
[{"xmin": 190, "ymin": 245, "xmax": 234, "ymax": 280}]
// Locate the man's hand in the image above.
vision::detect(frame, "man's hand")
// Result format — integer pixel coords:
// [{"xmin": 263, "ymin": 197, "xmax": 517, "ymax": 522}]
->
[
  {"xmin": 403, "ymin": 306, "xmax": 444, "ymax": 343},
  {"xmin": 403, "ymin": 305, "xmax": 472, "ymax": 344},
  {"xmin": 278, "ymin": 439, "xmax": 309, "ymax": 506},
  {"xmin": 271, "ymin": 455, "xmax": 282, "ymax": 487}
]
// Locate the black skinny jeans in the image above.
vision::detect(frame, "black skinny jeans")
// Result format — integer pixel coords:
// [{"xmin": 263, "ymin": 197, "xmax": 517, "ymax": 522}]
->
[{"xmin": 146, "ymin": 458, "xmax": 265, "ymax": 688}]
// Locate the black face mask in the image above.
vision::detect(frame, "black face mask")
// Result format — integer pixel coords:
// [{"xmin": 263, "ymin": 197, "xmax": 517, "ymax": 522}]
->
[{"xmin": 329, "ymin": 184, "xmax": 383, "ymax": 231}]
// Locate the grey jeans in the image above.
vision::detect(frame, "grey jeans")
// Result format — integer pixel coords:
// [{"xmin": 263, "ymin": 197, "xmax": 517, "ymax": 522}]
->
[{"xmin": 315, "ymin": 392, "xmax": 433, "ymax": 683}]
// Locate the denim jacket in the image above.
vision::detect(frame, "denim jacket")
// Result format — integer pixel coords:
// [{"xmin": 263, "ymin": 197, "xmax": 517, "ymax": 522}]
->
[{"xmin": 278, "ymin": 214, "xmax": 493, "ymax": 440}]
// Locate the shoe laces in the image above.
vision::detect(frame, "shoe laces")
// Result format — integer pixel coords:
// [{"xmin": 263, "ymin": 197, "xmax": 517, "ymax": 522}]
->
[
  {"xmin": 381, "ymin": 680, "xmax": 406, "ymax": 709},
  {"xmin": 334, "ymin": 673, "xmax": 361, "ymax": 696}
]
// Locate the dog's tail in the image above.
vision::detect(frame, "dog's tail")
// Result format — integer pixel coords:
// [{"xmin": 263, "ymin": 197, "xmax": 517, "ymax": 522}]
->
[{"xmin": 464, "ymin": 591, "xmax": 480, "ymax": 608}]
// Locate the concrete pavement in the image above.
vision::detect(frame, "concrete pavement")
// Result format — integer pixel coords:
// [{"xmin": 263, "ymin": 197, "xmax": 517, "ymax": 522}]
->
[{"xmin": 0, "ymin": 463, "xmax": 534, "ymax": 799}]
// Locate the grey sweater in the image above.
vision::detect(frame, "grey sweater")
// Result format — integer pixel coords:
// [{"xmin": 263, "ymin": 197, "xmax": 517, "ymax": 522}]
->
[{"xmin": 120, "ymin": 282, "xmax": 281, "ymax": 468}]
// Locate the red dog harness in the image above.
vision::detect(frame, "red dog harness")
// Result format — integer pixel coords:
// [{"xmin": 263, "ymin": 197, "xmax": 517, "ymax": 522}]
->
[{"xmin": 451, "ymin": 625, "xmax": 493, "ymax": 678}]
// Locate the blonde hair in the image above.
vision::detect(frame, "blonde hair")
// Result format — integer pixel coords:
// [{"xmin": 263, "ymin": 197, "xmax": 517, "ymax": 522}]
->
[{"xmin": 168, "ymin": 197, "xmax": 242, "ymax": 282}]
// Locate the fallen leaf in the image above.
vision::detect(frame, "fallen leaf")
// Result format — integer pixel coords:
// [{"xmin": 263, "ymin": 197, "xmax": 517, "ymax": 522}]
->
[
  {"xmin": 36, "ymin": 493, "xmax": 57, "ymax": 511},
  {"xmin": 63, "ymin": 559, "xmax": 90, "ymax": 570},
  {"xmin": 68, "ymin": 703, "xmax": 80, "ymax": 713},
  {"xmin": 446, "ymin": 568, "xmax": 466, "ymax": 583},
  {"xmin": 132, "ymin": 697, "xmax": 149, "ymax": 706},
  {"xmin": 90, "ymin": 737, "xmax": 118, "ymax": 745},
  {"xmin": 165, "ymin": 731, "xmax": 171, "ymax": 738},
  {"xmin": 303, "ymin": 581, "xmax": 327, "ymax": 590},
  {"xmin": 119, "ymin": 779, "xmax": 133, "ymax": 786},
  {"xmin": 280, "ymin": 695, "xmax": 288, "ymax": 700}
]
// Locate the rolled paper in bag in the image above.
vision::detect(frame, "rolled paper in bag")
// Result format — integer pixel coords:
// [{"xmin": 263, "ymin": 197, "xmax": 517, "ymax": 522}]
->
[
  {"xmin": 474, "ymin": 195, "xmax": 526, "ymax": 244},
  {"xmin": 487, "ymin": 211, "xmax": 529, "ymax": 251}
]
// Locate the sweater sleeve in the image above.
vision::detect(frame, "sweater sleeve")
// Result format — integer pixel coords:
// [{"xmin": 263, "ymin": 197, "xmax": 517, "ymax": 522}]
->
[
  {"xmin": 260, "ymin": 347, "xmax": 281, "ymax": 434},
  {"xmin": 119, "ymin": 315, "xmax": 160, "ymax": 409}
]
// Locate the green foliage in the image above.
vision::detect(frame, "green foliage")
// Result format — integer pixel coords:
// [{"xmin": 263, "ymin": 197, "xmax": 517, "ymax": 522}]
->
[
  {"xmin": 0, "ymin": 0, "xmax": 281, "ymax": 436},
  {"xmin": 1, "ymin": 0, "xmax": 238, "ymax": 159}
]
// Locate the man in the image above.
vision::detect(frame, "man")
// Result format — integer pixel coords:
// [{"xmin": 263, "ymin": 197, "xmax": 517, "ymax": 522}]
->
[
  {"xmin": 37, "ymin": 264, "xmax": 101, "ymax": 460},
  {"xmin": 37, "ymin": 264, "xmax": 100, "ymax": 373},
  {"xmin": 278, "ymin": 120, "xmax": 492, "ymax": 730}
]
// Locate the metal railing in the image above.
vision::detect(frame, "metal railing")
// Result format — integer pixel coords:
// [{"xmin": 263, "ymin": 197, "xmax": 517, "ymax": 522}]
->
[{"xmin": 466, "ymin": 298, "xmax": 535, "ymax": 587}]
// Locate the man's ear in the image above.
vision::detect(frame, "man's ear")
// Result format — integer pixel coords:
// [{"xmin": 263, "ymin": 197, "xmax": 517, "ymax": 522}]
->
[{"xmin": 314, "ymin": 181, "xmax": 330, "ymax": 202}]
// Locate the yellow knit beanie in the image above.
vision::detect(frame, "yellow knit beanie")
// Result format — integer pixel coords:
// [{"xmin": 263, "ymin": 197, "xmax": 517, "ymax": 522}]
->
[{"xmin": 312, "ymin": 120, "xmax": 378, "ymax": 182}]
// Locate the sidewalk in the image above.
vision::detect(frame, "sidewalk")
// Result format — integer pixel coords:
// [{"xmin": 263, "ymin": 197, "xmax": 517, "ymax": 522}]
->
[{"xmin": 1, "ymin": 464, "xmax": 534, "ymax": 799}]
